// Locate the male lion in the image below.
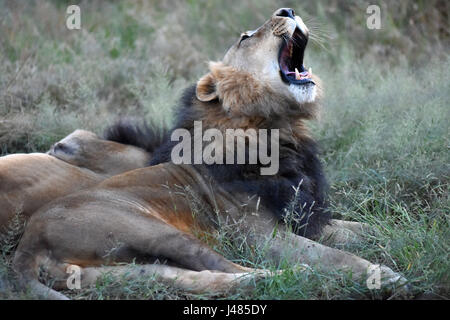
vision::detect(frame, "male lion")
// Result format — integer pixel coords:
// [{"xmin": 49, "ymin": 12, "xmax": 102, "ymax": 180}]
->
[
  {"xmin": 13, "ymin": 8, "xmax": 407, "ymax": 299},
  {"xmin": 0, "ymin": 129, "xmax": 150, "ymax": 230}
]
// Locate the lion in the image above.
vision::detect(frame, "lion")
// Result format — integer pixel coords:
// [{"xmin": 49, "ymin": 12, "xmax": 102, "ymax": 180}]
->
[
  {"xmin": 13, "ymin": 8, "xmax": 408, "ymax": 299},
  {"xmin": 0, "ymin": 128, "xmax": 151, "ymax": 230}
]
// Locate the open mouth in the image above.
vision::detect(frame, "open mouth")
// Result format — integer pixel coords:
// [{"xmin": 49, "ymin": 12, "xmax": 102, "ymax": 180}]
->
[{"xmin": 279, "ymin": 27, "xmax": 314, "ymax": 86}]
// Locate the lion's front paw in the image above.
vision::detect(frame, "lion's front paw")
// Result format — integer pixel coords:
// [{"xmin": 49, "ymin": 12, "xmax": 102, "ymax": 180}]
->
[{"xmin": 379, "ymin": 265, "xmax": 411, "ymax": 296}]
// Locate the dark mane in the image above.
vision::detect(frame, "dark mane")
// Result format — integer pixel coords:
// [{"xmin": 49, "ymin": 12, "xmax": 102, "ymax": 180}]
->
[{"xmin": 149, "ymin": 86, "xmax": 330, "ymax": 239}]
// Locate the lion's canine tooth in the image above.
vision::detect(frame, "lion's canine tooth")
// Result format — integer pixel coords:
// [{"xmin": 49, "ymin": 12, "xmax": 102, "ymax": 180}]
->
[
  {"xmin": 295, "ymin": 68, "xmax": 301, "ymax": 80},
  {"xmin": 309, "ymin": 67, "xmax": 312, "ymax": 75}
]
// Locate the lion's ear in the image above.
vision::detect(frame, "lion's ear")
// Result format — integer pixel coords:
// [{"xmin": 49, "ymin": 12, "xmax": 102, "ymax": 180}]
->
[{"xmin": 196, "ymin": 73, "xmax": 218, "ymax": 102}]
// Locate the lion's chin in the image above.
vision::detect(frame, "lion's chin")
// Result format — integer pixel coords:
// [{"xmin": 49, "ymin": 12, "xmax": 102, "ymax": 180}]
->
[{"xmin": 288, "ymin": 83, "xmax": 317, "ymax": 104}]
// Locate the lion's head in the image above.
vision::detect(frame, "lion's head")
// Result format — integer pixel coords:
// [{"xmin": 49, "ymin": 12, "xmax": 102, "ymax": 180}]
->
[{"xmin": 196, "ymin": 8, "xmax": 319, "ymax": 118}]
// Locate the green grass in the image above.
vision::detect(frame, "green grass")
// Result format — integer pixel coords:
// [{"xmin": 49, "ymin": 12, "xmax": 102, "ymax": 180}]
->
[{"xmin": 0, "ymin": 0, "xmax": 448, "ymax": 299}]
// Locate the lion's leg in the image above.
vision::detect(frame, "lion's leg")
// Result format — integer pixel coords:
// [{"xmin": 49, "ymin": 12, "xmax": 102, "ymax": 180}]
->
[
  {"xmin": 13, "ymin": 232, "xmax": 266, "ymax": 299},
  {"xmin": 13, "ymin": 201, "xmax": 261, "ymax": 299},
  {"xmin": 13, "ymin": 252, "xmax": 267, "ymax": 299},
  {"xmin": 318, "ymin": 219, "xmax": 370, "ymax": 247},
  {"xmin": 250, "ymin": 229, "xmax": 407, "ymax": 291},
  {"xmin": 52, "ymin": 264, "xmax": 272, "ymax": 295},
  {"xmin": 112, "ymin": 216, "xmax": 253, "ymax": 274}
]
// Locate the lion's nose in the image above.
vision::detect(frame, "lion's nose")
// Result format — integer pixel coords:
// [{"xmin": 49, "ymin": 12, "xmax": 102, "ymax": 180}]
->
[{"xmin": 275, "ymin": 8, "xmax": 295, "ymax": 19}]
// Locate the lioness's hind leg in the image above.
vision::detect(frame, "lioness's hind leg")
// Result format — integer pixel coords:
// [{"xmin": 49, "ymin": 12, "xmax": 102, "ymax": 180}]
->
[
  {"xmin": 118, "ymin": 216, "xmax": 253, "ymax": 274},
  {"xmin": 13, "ymin": 193, "xmax": 266, "ymax": 298}
]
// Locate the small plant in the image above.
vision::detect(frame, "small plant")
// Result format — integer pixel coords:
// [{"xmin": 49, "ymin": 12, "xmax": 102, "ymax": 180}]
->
[{"xmin": 0, "ymin": 213, "xmax": 26, "ymax": 299}]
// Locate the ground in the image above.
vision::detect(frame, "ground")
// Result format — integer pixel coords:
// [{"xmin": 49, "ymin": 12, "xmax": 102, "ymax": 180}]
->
[{"xmin": 0, "ymin": 0, "xmax": 448, "ymax": 299}]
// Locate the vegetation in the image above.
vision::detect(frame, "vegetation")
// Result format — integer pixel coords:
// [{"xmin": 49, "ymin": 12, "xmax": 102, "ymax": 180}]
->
[{"xmin": 0, "ymin": 0, "xmax": 448, "ymax": 299}]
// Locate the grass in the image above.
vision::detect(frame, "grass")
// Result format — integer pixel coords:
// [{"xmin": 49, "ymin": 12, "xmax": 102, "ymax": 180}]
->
[{"xmin": 0, "ymin": 0, "xmax": 448, "ymax": 299}]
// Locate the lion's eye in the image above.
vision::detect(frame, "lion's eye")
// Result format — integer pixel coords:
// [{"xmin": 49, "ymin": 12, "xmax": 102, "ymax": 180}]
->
[
  {"xmin": 54, "ymin": 142, "xmax": 75, "ymax": 155},
  {"xmin": 239, "ymin": 33, "xmax": 251, "ymax": 45}
]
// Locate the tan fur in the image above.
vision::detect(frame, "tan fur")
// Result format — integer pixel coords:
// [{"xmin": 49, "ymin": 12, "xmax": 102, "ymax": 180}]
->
[
  {"xmin": 47, "ymin": 129, "xmax": 150, "ymax": 176},
  {"xmin": 12, "ymin": 9, "xmax": 408, "ymax": 299},
  {"xmin": 0, "ymin": 130, "xmax": 150, "ymax": 229}
]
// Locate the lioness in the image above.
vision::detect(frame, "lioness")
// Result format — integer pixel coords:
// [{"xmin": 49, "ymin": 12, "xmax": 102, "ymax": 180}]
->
[
  {"xmin": 13, "ymin": 8, "xmax": 407, "ymax": 299},
  {"xmin": 0, "ymin": 129, "xmax": 150, "ymax": 229}
]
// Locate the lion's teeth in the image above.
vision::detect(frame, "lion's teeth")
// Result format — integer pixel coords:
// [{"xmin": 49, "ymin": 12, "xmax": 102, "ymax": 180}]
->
[{"xmin": 295, "ymin": 68, "xmax": 301, "ymax": 80}]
